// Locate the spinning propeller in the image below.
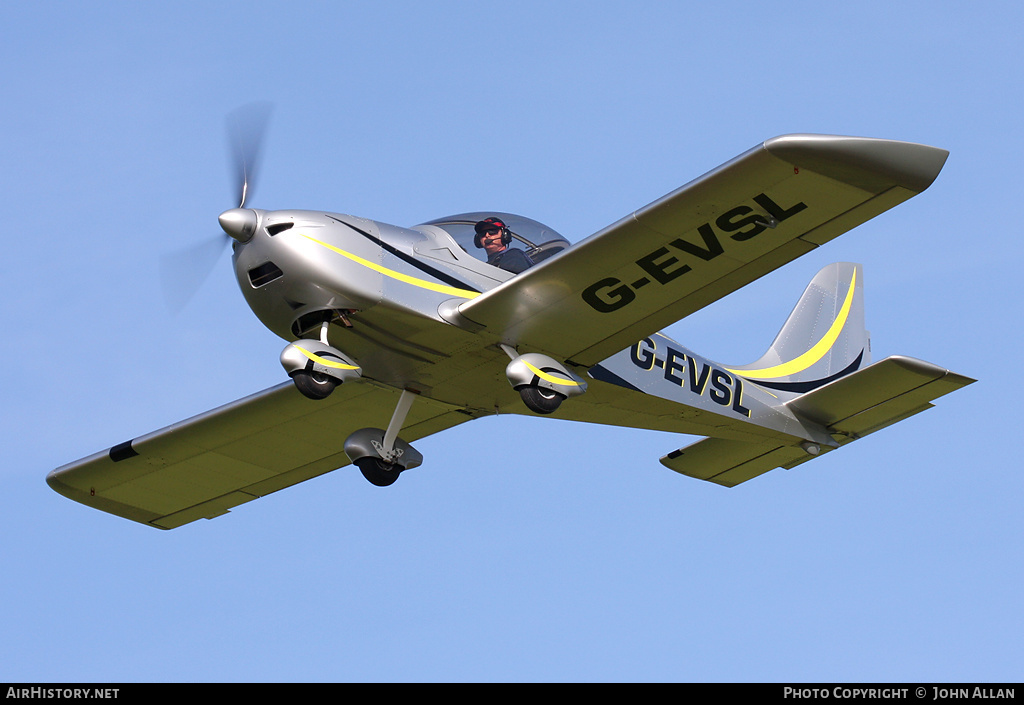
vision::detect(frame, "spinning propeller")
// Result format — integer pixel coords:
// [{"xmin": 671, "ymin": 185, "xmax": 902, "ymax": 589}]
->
[
  {"xmin": 227, "ymin": 101, "xmax": 273, "ymax": 210},
  {"xmin": 161, "ymin": 102, "xmax": 273, "ymax": 311}
]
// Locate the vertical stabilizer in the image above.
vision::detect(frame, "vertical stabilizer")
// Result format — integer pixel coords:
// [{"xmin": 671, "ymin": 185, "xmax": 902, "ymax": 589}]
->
[{"xmin": 727, "ymin": 262, "xmax": 869, "ymax": 395}]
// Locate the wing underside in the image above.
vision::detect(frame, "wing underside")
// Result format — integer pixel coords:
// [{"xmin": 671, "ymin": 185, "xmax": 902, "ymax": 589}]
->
[
  {"xmin": 47, "ymin": 381, "xmax": 472, "ymax": 529},
  {"xmin": 457, "ymin": 134, "xmax": 949, "ymax": 367}
]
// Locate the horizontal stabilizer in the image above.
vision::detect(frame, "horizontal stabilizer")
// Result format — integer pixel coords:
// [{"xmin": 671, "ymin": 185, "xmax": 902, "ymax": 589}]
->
[
  {"xmin": 661, "ymin": 355, "xmax": 974, "ymax": 487},
  {"xmin": 787, "ymin": 355, "xmax": 974, "ymax": 437},
  {"xmin": 661, "ymin": 438, "xmax": 808, "ymax": 487}
]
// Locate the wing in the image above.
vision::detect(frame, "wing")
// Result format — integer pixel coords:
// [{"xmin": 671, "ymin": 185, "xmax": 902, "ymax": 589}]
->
[
  {"xmin": 457, "ymin": 134, "xmax": 948, "ymax": 367},
  {"xmin": 47, "ymin": 381, "xmax": 472, "ymax": 529}
]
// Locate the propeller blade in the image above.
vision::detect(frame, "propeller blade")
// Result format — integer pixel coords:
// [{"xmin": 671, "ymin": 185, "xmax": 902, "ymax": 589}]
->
[
  {"xmin": 161, "ymin": 103, "xmax": 273, "ymax": 312},
  {"xmin": 227, "ymin": 101, "xmax": 273, "ymax": 208},
  {"xmin": 160, "ymin": 235, "xmax": 230, "ymax": 313}
]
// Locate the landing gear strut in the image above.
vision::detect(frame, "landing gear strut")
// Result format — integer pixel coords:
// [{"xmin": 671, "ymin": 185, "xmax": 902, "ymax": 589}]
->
[{"xmin": 344, "ymin": 390, "xmax": 423, "ymax": 487}]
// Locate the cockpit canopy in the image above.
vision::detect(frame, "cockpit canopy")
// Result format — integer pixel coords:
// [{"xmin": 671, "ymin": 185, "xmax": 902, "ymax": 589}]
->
[{"xmin": 418, "ymin": 212, "xmax": 570, "ymax": 267}]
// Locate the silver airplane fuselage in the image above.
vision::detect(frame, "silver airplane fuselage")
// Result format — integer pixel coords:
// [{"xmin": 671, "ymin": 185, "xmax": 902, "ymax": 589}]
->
[{"xmin": 223, "ymin": 207, "xmax": 563, "ymax": 413}]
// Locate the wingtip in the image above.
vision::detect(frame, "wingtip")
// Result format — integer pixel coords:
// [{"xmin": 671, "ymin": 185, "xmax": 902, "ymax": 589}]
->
[{"xmin": 763, "ymin": 134, "xmax": 949, "ymax": 193}]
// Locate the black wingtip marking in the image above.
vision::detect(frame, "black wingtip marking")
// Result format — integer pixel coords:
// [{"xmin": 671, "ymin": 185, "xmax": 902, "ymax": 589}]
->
[{"xmin": 109, "ymin": 440, "xmax": 139, "ymax": 463}]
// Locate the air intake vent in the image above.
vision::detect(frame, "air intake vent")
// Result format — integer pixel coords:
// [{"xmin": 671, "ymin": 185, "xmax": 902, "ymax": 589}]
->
[
  {"xmin": 248, "ymin": 261, "xmax": 283, "ymax": 287},
  {"xmin": 266, "ymin": 222, "xmax": 294, "ymax": 236}
]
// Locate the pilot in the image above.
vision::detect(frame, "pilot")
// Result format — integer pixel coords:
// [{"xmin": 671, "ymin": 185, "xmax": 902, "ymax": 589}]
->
[{"xmin": 474, "ymin": 217, "xmax": 533, "ymax": 274}]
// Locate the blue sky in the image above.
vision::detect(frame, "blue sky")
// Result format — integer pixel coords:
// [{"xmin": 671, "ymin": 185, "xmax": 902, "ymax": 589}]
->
[{"xmin": 2, "ymin": 1, "xmax": 1021, "ymax": 682}]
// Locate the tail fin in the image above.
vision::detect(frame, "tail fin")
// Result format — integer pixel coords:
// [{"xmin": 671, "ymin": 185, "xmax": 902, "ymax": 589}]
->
[
  {"xmin": 727, "ymin": 262, "xmax": 869, "ymax": 394},
  {"xmin": 659, "ymin": 261, "xmax": 975, "ymax": 488}
]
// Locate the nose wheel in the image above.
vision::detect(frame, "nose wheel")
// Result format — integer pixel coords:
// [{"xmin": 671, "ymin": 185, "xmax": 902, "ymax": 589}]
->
[
  {"xmin": 290, "ymin": 370, "xmax": 338, "ymax": 400},
  {"xmin": 280, "ymin": 321, "xmax": 361, "ymax": 401}
]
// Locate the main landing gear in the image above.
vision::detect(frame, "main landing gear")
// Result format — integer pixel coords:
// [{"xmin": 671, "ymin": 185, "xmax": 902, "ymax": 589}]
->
[
  {"xmin": 343, "ymin": 390, "xmax": 423, "ymax": 486},
  {"xmin": 501, "ymin": 346, "xmax": 588, "ymax": 415},
  {"xmin": 518, "ymin": 385, "xmax": 566, "ymax": 414},
  {"xmin": 280, "ymin": 320, "xmax": 422, "ymax": 487}
]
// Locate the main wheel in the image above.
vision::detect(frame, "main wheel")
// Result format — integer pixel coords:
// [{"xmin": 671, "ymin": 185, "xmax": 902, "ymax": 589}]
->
[
  {"xmin": 291, "ymin": 370, "xmax": 337, "ymax": 400},
  {"xmin": 519, "ymin": 385, "xmax": 565, "ymax": 414},
  {"xmin": 355, "ymin": 457, "xmax": 402, "ymax": 486}
]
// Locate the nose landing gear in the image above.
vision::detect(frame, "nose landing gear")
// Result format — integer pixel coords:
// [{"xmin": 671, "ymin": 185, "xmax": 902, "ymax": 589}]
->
[
  {"xmin": 280, "ymin": 319, "xmax": 361, "ymax": 400},
  {"xmin": 291, "ymin": 370, "xmax": 338, "ymax": 400}
]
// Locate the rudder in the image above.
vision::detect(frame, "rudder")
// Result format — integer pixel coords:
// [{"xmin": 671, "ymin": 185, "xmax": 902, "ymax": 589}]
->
[{"xmin": 727, "ymin": 262, "xmax": 869, "ymax": 395}]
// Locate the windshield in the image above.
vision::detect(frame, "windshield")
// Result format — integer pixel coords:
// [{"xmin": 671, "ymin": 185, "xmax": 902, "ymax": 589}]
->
[{"xmin": 418, "ymin": 212, "xmax": 570, "ymax": 272}]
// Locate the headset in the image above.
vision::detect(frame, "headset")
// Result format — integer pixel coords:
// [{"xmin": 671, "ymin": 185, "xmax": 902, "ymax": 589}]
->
[{"xmin": 474, "ymin": 217, "xmax": 512, "ymax": 248}]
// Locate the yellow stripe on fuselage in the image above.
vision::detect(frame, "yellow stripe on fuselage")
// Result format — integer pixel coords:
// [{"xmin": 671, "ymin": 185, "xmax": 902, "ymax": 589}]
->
[
  {"xmin": 301, "ymin": 234, "xmax": 480, "ymax": 300},
  {"xmin": 727, "ymin": 268, "xmax": 857, "ymax": 380}
]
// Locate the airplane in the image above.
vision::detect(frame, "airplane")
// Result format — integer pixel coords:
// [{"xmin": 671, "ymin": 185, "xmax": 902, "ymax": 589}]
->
[{"xmin": 47, "ymin": 108, "xmax": 975, "ymax": 529}]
